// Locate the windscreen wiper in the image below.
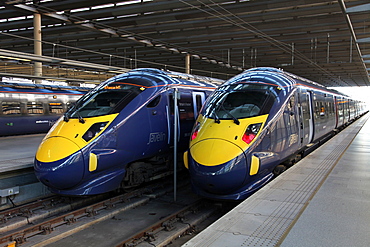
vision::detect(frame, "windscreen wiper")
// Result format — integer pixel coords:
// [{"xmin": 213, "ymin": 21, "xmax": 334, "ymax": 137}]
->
[
  {"xmin": 221, "ymin": 104, "xmax": 240, "ymax": 125},
  {"xmin": 76, "ymin": 110, "xmax": 86, "ymax": 124},
  {"xmin": 64, "ymin": 102, "xmax": 77, "ymax": 122},
  {"xmin": 63, "ymin": 104, "xmax": 85, "ymax": 123},
  {"xmin": 63, "ymin": 113, "xmax": 70, "ymax": 122},
  {"xmin": 212, "ymin": 110, "xmax": 220, "ymax": 124}
]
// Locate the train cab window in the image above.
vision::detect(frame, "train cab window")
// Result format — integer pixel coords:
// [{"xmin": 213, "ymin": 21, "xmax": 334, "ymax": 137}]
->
[
  {"xmin": 69, "ymin": 85, "xmax": 141, "ymax": 118},
  {"xmin": 2, "ymin": 102, "xmax": 21, "ymax": 115},
  {"xmin": 203, "ymin": 84, "xmax": 276, "ymax": 121},
  {"xmin": 27, "ymin": 102, "xmax": 44, "ymax": 114},
  {"xmin": 49, "ymin": 102, "xmax": 64, "ymax": 114},
  {"xmin": 216, "ymin": 91, "xmax": 273, "ymax": 119}
]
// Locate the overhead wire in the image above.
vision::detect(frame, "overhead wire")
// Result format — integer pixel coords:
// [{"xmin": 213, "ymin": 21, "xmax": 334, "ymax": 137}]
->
[
  {"xmin": 179, "ymin": 0, "xmax": 350, "ymax": 86},
  {"xmin": 0, "ymin": 1, "xmax": 239, "ymax": 79},
  {"xmin": 0, "ymin": 0, "xmax": 358, "ymax": 85},
  {"xmin": 0, "ymin": 24, "xmax": 232, "ymax": 79},
  {"xmin": 29, "ymin": 2, "xmax": 237, "ymax": 67}
]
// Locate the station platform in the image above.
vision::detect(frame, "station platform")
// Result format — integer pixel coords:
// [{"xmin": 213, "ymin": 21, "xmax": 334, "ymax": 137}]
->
[
  {"xmin": 0, "ymin": 134, "xmax": 45, "ymax": 173},
  {"xmin": 183, "ymin": 113, "xmax": 370, "ymax": 247}
]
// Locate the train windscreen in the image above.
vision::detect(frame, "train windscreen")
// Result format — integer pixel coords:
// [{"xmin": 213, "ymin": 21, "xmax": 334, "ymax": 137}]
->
[
  {"xmin": 67, "ymin": 82, "xmax": 142, "ymax": 119},
  {"xmin": 202, "ymin": 84, "xmax": 278, "ymax": 121}
]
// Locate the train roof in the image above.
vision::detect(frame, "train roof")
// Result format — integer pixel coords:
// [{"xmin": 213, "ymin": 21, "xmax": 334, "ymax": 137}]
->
[
  {"xmin": 0, "ymin": 81, "xmax": 88, "ymax": 95},
  {"xmin": 102, "ymin": 68, "xmax": 224, "ymax": 89},
  {"xmin": 224, "ymin": 67, "xmax": 350, "ymax": 98},
  {"xmin": 0, "ymin": 81, "xmax": 90, "ymax": 92}
]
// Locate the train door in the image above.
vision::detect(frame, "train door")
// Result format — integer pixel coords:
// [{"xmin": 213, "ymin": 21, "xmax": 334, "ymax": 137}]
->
[
  {"xmin": 298, "ymin": 89, "xmax": 314, "ymax": 146},
  {"xmin": 344, "ymin": 98, "xmax": 350, "ymax": 123},
  {"xmin": 297, "ymin": 90, "xmax": 305, "ymax": 148},
  {"xmin": 338, "ymin": 96, "xmax": 346, "ymax": 127},
  {"xmin": 306, "ymin": 91, "xmax": 314, "ymax": 143},
  {"xmin": 168, "ymin": 88, "xmax": 199, "ymax": 151},
  {"xmin": 334, "ymin": 96, "xmax": 339, "ymax": 128},
  {"xmin": 335, "ymin": 96, "xmax": 346, "ymax": 128},
  {"xmin": 287, "ymin": 94, "xmax": 299, "ymax": 151},
  {"xmin": 349, "ymin": 99, "xmax": 355, "ymax": 121},
  {"xmin": 143, "ymin": 93, "xmax": 169, "ymax": 155}
]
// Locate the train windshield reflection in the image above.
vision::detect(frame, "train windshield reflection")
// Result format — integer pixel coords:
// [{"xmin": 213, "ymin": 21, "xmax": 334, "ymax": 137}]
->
[
  {"xmin": 203, "ymin": 84, "xmax": 278, "ymax": 121},
  {"xmin": 67, "ymin": 83, "xmax": 141, "ymax": 119}
]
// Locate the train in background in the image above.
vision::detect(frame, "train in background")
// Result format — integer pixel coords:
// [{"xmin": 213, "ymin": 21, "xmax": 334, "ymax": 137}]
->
[
  {"xmin": 34, "ymin": 68, "xmax": 223, "ymax": 196},
  {"xmin": 0, "ymin": 81, "xmax": 87, "ymax": 136},
  {"xmin": 184, "ymin": 67, "xmax": 367, "ymax": 200}
]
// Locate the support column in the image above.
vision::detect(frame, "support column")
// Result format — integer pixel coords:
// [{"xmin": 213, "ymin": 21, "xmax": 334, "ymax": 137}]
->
[
  {"xmin": 185, "ymin": 53, "xmax": 190, "ymax": 74},
  {"xmin": 34, "ymin": 13, "xmax": 42, "ymax": 81}
]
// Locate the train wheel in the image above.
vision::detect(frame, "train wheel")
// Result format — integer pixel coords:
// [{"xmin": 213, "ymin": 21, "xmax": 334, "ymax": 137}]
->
[
  {"xmin": 273, "ymin": 164, "xmax": 287, "ymax": 176},
  {"xmin": 122, "ymin": 161, "xmax": 152, "ymax": 188}
]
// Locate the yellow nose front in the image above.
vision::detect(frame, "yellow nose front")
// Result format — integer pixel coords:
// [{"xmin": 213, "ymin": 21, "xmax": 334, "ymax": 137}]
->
[
  {"xmin": 190, "ymin": 139, "xmax": 244, "ymax": 166},
  {"xmin": 36, "ymin": 137, "xmax": 81, "ymax": 163}
]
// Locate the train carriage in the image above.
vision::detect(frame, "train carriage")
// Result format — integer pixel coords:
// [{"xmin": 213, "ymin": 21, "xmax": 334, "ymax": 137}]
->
[
  {"xmin": 184, "ymin": 67, "xmax": 367, "ymax": 200},
  {"xmin": 0, "ymin": 82, "xmax": 86, "ymax": 136},
  {"xmin": 34, "ymin": 68, "xmax": 222, "ymax": 196}
]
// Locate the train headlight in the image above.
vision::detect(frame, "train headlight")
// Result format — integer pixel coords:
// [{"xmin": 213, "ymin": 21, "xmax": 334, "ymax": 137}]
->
[
  {"xmin": 82, "ymin": 122, "xmax": 108, "ymax": 142},
  {"xmin": 242, "ymin": 123, "xmax": 262, "ymax": 144},
  {"xmin": 191, "ymin": 122, "xmax": 200, "ymax": 141}
]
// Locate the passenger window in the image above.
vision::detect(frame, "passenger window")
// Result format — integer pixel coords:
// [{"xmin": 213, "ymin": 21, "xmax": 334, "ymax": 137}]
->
[
  {"xmin": 147, "ymin": 95, "xmax": 161, "ymax": 108},
  {"xmin": 314, "ymin": 102, "xmax": 320, "ymax": 118},
  {"xmin": 27, "ymin": 102, "xmax": 44, "ymax": 114},
  {"xmin": 49, "ymin": 102, "xmax": 64, "ymax": 114},
  {"xmin": 195, "ymin": 94, "xmax": 203, "ymax": 113},
  {"xmin": 288, "ymin": 96, "xmax": 295, "ymax": 110},
  {"xmin": 319, "ymin": 103, "xmax": 325, "ymax": 116},
  {"xmin": 2, "ymin": 102, "xmax": 21, "ymax": 115}
]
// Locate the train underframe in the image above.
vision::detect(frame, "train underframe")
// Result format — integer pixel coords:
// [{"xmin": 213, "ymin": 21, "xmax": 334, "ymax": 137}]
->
[{"xmin": 121, "ymin": 153, "xmax": 184, "ymax": 189}]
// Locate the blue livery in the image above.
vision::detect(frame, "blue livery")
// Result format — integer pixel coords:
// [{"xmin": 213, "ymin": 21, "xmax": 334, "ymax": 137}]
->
[
  {"xmin": 34, "ymin": 68, "xmax": 222, "ymax": 195},
  {"xmin": 184, "ymin": 67, "xmax": 367, "ymax": 200}
]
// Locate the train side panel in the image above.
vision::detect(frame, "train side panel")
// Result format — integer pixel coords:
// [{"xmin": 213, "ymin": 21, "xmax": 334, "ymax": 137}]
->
[{"xmin": 0, "ymin": 86, "xmax": 84, "ymax": 136}]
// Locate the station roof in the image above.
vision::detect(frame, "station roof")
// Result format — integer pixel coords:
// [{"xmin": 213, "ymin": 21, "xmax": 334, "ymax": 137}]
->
[{"xmin": 0, "ymin": 0, "xmax": 369, "ymax": 87}]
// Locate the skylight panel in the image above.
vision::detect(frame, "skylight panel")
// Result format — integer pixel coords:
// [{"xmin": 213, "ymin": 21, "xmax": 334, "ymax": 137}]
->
[
  {"xmin": 8, "ymin": 16, "xmax": 26, "ymax": 22},
  {"xmin": 92, "ymin": 4, "xmax": 114, "ymax": 10},
  {"xmin": 96, "ymin": 17, "xmax": 115, "ymax": 22},
  {"xmin": 116, "ymin": 0, "xmax": 152, "ymax": 6},
  {"xmin": 71, "ymin": 7, "xmax": 90, "ymax": 13}
]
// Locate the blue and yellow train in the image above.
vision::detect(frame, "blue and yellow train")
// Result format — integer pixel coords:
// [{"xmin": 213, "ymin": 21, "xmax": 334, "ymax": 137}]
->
[
  {"xmin": 184, "ymin": 67, "xmax": 367, "ymax": 200},
  {"xmin": 34, "ymin": 68, "xmax": 222, "ymax": 196},
  {"xmin": 0, "ymin": 82, "xmax": 85, "ymax": 136}
]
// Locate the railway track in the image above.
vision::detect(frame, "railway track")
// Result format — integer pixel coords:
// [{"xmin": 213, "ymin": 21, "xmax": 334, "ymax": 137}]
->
[{"xmin": 0, "ymin": 178, "xmax": 238, "ymax": 247}]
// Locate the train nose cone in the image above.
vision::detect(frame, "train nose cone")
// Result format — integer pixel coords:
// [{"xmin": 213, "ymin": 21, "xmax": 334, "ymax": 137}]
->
[
  {"xmin": 189, "ymin": 139, "xmax": 247, "ymax": 194},
  {"xmin": 34, "ymin": 137, "xmax": 85, "ymax": 190}
]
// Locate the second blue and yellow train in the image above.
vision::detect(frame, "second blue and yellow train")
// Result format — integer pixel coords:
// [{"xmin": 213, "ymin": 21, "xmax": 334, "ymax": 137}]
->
[
  {"xmin": 184, "ymin": 67, "xmax": 367, "ymax": 200},
  {"xmin": 34, "ymin": 68, "xmax": 222, "ymax": 195},
  {"xmin": 0, "ymin": 82, "xmax": 86, "ymax": 136}
]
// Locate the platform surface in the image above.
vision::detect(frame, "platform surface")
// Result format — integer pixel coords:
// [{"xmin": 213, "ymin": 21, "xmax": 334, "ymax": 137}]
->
[
  {"xmin": 183, "ymin": 113, "xmax": 370, "ymax": 247},
  {"xmin": 0, "ymin": 134, "xmax": 45, "ymax": 173}
]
